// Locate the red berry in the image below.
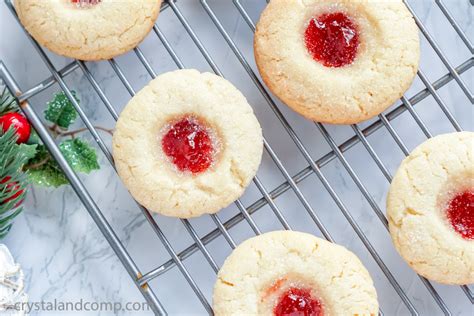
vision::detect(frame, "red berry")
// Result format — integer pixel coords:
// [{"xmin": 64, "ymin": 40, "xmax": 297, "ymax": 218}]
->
[
  {"xmin": 0, "ymin": 176, "xmax": 24, "ymax": 207},
  {"xmin": 274, "ymin": 287, "xmax": 323, "ymax": 316},
  {"xmin": 161, "ymin": 116, "xmax": 215, "ymax": 174},
  {"xmin": 0, "ymin": 113, "xmax": 31, "ymax": 144},
  {"xmin": 304, "ymin": 12, "xmax": 359, "ymax": 68},
  {"xmin": 446, "ymin": 190, "xmax": 474, "ymax": 240}
]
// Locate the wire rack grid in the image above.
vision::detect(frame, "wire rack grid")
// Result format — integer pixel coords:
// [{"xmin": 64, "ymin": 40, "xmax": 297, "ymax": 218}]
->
[{"xmin": 1, "ymin": 0, "xmax": 473, "ymax": 315}]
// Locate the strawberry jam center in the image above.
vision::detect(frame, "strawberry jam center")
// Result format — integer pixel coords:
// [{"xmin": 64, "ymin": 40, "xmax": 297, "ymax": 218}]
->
[
  {"xmin": 445, "ymin": 190, "xmax": 474, "ymax": 240},
  {"xmin": 274, "ymin": 287, "xmax": 323, "ymax": 316},
  {"xmin": 304, "ymin": 12, "xmax": 359, "ymax": 68},
  {"xmin": 71, "ymin": 0, "xmax": 101, "ymax": 6},
  {"xmin": 161, "ymin": 116, "xmax": 214, "ymax": 174}
]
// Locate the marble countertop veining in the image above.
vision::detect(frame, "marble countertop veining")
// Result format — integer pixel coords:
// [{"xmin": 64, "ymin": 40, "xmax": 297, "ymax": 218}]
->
[{"xmin": 0, "ymin": 0, "xmax": 473, "ymax": 315}]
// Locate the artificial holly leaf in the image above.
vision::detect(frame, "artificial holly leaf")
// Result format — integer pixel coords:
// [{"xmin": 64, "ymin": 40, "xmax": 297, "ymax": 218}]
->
[
  {"xmin": 18, "ymin": 143, "xmax": 38, "ymax": 162},
  {"xmin": 26, "ymin": 145, "xmax": 68, "ymax": 187},
  {"xmin": 27, "ymin": 164, "xmax": 69, "ymax": 188},
  {"xmin": 59, "ymin": 138, "xmax": 99, "ymax": 173},
  {"xmin": 24, "ymin": 139, "xmax": 99, "ymax": 187},
  {"xmin": 26, "ymin": 129, "xmax": 41, "ymax": 145},
  {"xmin": 44, "ymin": 91, "xmax": 79, "ymax": 129}
]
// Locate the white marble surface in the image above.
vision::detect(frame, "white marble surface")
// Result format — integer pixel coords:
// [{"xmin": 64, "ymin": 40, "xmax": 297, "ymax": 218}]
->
[{"xmin": 0, "ymin": 0, "xmax": 473, "ymax": 315}]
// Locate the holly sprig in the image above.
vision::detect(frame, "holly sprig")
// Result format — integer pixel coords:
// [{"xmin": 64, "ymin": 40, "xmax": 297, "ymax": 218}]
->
[
  {"xmin": 21, "ymin": 91, "xmax": 109, "ymax": 187},
  {"xmin": 0, "ymin": 84, "xmax": 111, "ymax": 238},
  {"xmin": 1, "ymin": 86, "xmax": 108, "ymax": 188}
]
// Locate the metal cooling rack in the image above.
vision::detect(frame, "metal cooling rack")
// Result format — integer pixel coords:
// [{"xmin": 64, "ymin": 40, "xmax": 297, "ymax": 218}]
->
[{"xmin": 1, "ymin": 0, "xmax": 473, "ymax": 315}]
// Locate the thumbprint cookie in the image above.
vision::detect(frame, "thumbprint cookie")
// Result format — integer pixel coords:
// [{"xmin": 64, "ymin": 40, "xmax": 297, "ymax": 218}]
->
[
  {"xmin": 112, "ymin": 69, "xmax": 263, "ymax": 218},
  {"xmin": 387, "ymin": 132, "xmax": 473, "ymax": 285},
  {"xmin": 15, "ymin": 0, "xmax": 162, "ymax": 60},
  {"xmin": 213, "ymin": 231, "xmax": 379, "ymax": 315},
  {"xmin": 254, "ymin": 0, "xmax": 420, "ymax": 124}
]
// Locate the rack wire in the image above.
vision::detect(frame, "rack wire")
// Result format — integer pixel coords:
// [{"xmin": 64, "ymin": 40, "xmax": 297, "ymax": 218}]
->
[{"xmin": 1, "ymin": 0, "xmax": 473, "ymax": 315}]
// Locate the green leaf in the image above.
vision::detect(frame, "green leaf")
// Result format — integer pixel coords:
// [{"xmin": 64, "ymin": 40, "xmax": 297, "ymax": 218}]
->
[
  {"xmin": 26, "ymin": 129, "xmax": 41, "ymax": 145},
  {"xmin": 26, "ymin": 145, "xmax": 68, "ymax": 188},
  {"xmin": 27, "ymin": 165, "xmax": 69, "ymax": 188},
  {"xmin": 24, "ymin": 139, "xmax": 99, "ymax": 188},
  {"xmin": 59, "ymin": 138, "xmax": 99, "ymax": 173},
  {"xmin": 18, "ymin": 143, "xmax": 38, "ymax": 162},
  {"xmin": 44, "ymin": 91, "xmax": 79, "ymax": 129}
]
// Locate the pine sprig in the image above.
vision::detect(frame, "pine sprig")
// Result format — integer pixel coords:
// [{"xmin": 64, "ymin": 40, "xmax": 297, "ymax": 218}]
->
[
  {"xmin": 0, "ymin": 128, "xmax": 36, "ymax": 234},
  {"xmin": 0, "ymin": 85, "xmax": 28, "ymax": 237},
  {"xmin": 0, "ymin": 129, "xmax": 28, "ymax": 201},
  {"xmin": 0, "ymin": 86, "xmax": 18, "ymax": 114}
]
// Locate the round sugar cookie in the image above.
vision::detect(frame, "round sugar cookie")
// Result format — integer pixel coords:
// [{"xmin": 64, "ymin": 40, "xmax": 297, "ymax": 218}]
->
[
  {"xmin": 213, "ymin": 231, "xmax": 379, "ymax": 315},
  {"xmin": 254, "ymin": 0, "xmax": 420, "ymax": 124},
  {"xmin": 387, "ymin": 132, "xmax": 474, "ymax": 285},
  {"xmin": 15, "ymin": 0, "xmax": 162, "ymax": 61},
  {"xmin": 112, "ymin": 69, "xmax": 263, "ymax": 218}
]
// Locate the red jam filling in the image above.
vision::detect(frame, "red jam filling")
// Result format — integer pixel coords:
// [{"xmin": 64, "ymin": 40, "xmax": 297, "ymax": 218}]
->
[
  {"xmin": 445, "ymin": 190, "xmax": 474, "ymax": 240},
  {"xmin": 71, "ymin": 0, "xmax": 101, "ymax": 6},
  {"xmin": 161, "ymin": 116, "xmax": 215, "ymax": 174},
  {"xmin": 304, "ymin": 12, "xmax": 359, "ymax": 68},
  {"xmin": 274, "ymin": 287, "xmax": 323, "ymax": 316}
]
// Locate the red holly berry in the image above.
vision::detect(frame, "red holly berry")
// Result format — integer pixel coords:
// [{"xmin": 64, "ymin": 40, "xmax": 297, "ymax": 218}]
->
[
  {"xmin": 0, "ymin": 176, "xmax": 24, "ymax": 207},
  {"xmin": 0, "ymin": 112, "xmax": 31, "ymax": 144}
]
